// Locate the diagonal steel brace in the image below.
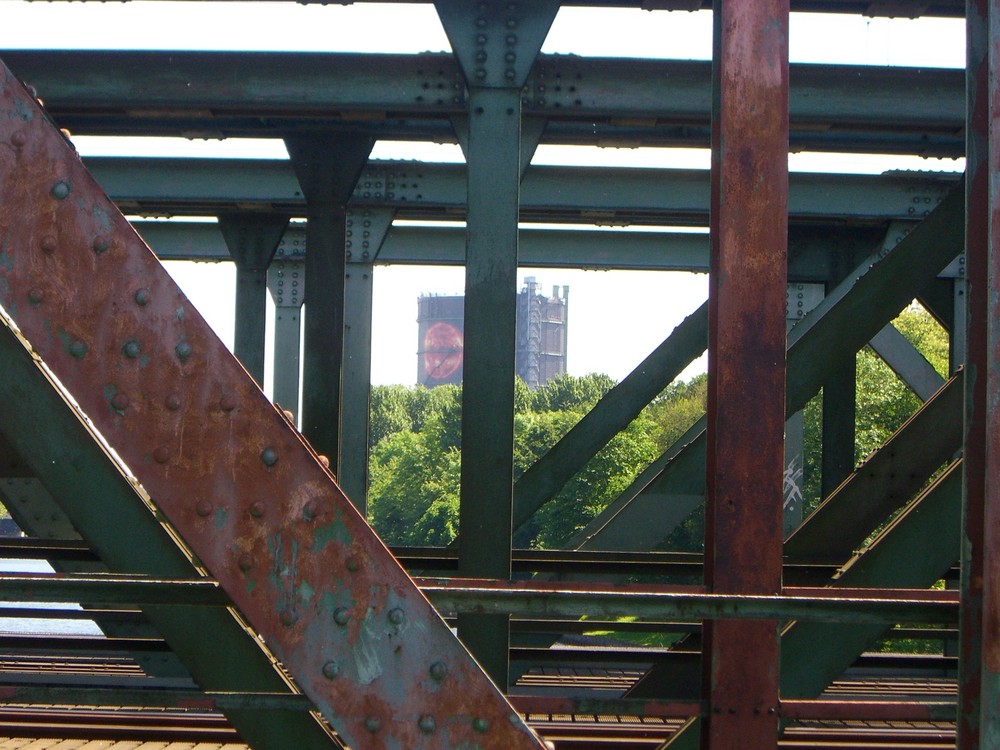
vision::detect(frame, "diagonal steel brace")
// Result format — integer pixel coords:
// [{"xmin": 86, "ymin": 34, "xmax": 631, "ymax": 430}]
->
[{"xmin": 0, "ymin": 60, "xmax": 545, "ymax": 750}]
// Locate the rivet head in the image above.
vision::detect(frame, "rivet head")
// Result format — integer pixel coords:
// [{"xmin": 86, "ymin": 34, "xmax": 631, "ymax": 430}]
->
[
  {"xmin": 122, "ymin": 339, "xmax": 141, "ymax": 359},
  {"xmin": 40, "ymin": 235, "xmax": 57, "ymax": 254},
  {"xmin": 387, "ymin": 608, "xmax": 405, "ymax": 626},
  {"xmin": 219, "ymin": 393, "xmax": 238, "ymax": 412},
  {"xmin": 322, "ymin": 661, "xmax": 340, "ymax": 680},
  {"xmin": 345, "ymin": 555, "xmax": 361, "ymax": 572},
  {"xmin": 50, "ymin": 181, "xmax": 71, "ymax": 200},
  {"xmin": 303, "ymin": 499, "xmax": 319, "ymax": 521},
  {"xmin": 134, "ymin": 288, "xmax": 151, "ymax": 306},
  {"xmin": 111, "ymin": 393, "xmax": 129, "ymax": 411},
  {"xmin": 195, "ymin": 499, "xmax": 213, "ymax": 517},
  {"xmin": 261, "ymin": 448, "xmax": 278, "ymax": 467},
  {"xmin": 280, "ymin": 609, "xmax": 298, "ymax": 627},
  {"xmin": 68, "ymin": 339, "xmax": 88, "ymax": 359},
  {"xmin": 429, "ymin": 661, "xmax": 448, "ymax": 681},
  {"xmin": 249, "ymin": 501, "xmax": 265, "ymax": 518},
  {"xmin": 418, "ymin": 715, "xmax": 436, "ymax": 734},
  {"xmin": 92, "ymin": 236, "xmax": 110, "ymax": 254},
  {"xmin": 153, "ymin": 446, "xmax": 170, "ymax": 464},
  {"xmin": 237, "ymin": 553, "xmax": 254, "ymax": 571},
  {"xmin": 27, "ymin": 288, "xmax": 44, "ymax": 305},
  {"xmin": 475, "ymin": 68, "xmax": 487, "ymax": 80},
  {"xmin": 175, "ymin": 341, "xmax": 192, "ymax": 362},
  {"xmin": 364, "ymin": 717, "xmax": 381, "ymax": 733},
  {"xmin": 473, "ymin": 717, "xmax": 490, "ymax": 733},
  {"xmin": 333, "ymin": 607, "xmax": 351, "ymax": 626},
  {"xmin": 10, "ymin": 130, "xmax": 27, "ymax": 148},
  {"xmin": 165, "ymin": 393, "xmax": 182, "ymax": 411}
]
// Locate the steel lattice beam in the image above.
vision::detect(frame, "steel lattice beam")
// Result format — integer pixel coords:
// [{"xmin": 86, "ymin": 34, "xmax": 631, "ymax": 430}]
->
[{"xmin": 0, "ymin": 61, "xmax": 545, "ymax": 750}]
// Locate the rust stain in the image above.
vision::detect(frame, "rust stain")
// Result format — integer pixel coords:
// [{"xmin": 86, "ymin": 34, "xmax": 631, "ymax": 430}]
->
[{"xmin": 0, "ymin": 62, "xmax": 545, "ymax": 750}]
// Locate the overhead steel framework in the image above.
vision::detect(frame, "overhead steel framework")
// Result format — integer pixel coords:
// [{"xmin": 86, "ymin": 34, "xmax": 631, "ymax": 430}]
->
[{"xmin": 0, "ymin": 1, "xmax": 995, "ymax": 749}]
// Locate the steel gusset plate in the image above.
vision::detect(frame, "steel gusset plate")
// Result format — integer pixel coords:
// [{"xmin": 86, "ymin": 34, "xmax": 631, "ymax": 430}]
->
[{"xmin": 0, "ymin": 62, "xmax": 545, "ymax": 750}]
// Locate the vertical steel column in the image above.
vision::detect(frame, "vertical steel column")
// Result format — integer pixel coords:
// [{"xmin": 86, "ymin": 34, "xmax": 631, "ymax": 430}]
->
[
  {"xmin": 435, "ymin": 0, "xmax": 558, "ymax": 689},
  {"xmin": 959, "ymin": 2, "xmax": 989, "ymax": 747},
  {"xmin": 219, "ymin": 213, "xmax": 288, "ymax": 386},
  {"xmin": 266, "ymin": 259, "xmax": 305, "ymax": 416},
  {"xmin": 285, "ymin": 134, "xmax": 374, "ymax": 478},
  {"xmin": 981, "ymin": 3, "xmax": 1000, "ymax": 735},
  {"xmin": 703, "ymin": 2, "xmax": 788, "ymax": 749},
  {"xmin": 340, "ymin": 209, "xmax": 392, "ymax": 513}
]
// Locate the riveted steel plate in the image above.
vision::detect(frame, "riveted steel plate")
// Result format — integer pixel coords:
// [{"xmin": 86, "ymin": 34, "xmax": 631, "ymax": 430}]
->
[{"xmin": 0, "ymin": 61, "xmax": 545, "ymax": 750}]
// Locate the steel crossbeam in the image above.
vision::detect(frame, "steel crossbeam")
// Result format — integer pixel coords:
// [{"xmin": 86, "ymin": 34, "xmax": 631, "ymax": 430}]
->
[
  {"xmin": 0, "ymin": 51, "xmax": 966, "ymax": 155},
  {"xmin": 0, "ymin": 61, "xmax": 546, "ymax": 750}
]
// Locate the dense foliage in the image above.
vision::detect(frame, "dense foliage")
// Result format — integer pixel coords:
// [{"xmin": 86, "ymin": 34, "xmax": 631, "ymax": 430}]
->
[{"xmin": 367, "ymin": 305, "xmax": 949, "ymax": 552}]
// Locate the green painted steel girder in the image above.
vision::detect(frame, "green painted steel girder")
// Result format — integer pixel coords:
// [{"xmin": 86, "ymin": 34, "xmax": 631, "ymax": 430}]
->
[
  {"xmin": 1, "ymin": 1, "xmax": 963, "ymax": 13},
  {"xmin": 785, "ymin": 370, "xmax": 963, "ymax": 561},
  {"xmin": 134, "ymin": 220, "xmax": 887, "ymax": 280},
  {"xmin": 577, "ymin": 187, "xmax": 964, "ymax": 551},
  {"xmin": 85, "ymin": 157, "xmax": 958, "ymax": 224},
  {"xmin": 0, "ymin": 51, "xmax": 964, "ymax": 154},
  {"xmin": 422, "ymin": 584, "xmax": 957, "ymax": 625}
]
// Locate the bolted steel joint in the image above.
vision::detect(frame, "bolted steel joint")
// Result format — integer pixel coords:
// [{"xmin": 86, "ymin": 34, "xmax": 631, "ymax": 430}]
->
[
  {"xmin": 122, "ymin": 339, "xmax": 142, "ymax": 359},
  {"xmin": 387, "ymin": 607, "xmax": 405, "ymax": 626},
  {"xmin": 50, "ymin": 181, "xmax": 70, "ymax": 200},
  {"xmin": 322, "ymin": 660, "xmax": 340, "ymax": 680},
  {"xmin": 364, "ymin": 716, "xmax": 381, "ymax": 733},
  {"xmin": 333, "ymin": 607, "xmax": 351, "ymax": 626},
  {"xmin": 195, "ymin": 499, "xmax": 213, "ymax": 517},
  {"xmin": 473, "ymin": 717, "xmax": 490, "ymax": 733},
  {"xmin": 418, "ymin": 715, "xmax": 436, "ymax": 734},
  {"xmin": 260, "ymin": 448, "xmax": 278, "ymax": 467},
  {"xmin": 175, "ymin": 340, "xmax": 192, "ymax": 362},
  {"xmin": 134, "ymin": 288, "xmax": 151, "ymax": 306},
  {"xmin": 429, "ymin": 661, "xmax": 448, "ymax": 682},
  {"xmin": 68, "ymin": 339, "xmax": 88, "ymax": 360}
]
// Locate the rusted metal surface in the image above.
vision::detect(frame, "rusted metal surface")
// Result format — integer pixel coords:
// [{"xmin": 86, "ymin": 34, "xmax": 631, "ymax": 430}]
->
[
  {"xmin": 980, "ymin": 0, "xmax": 1000, "ymax": 741},
  {"xmin": 0, "ymin": 62, "xmax": 545, "ymax": 750},
  {"xmin": 701, "ymin": 1, "xmax": 789, "ymax": 748},
  {"xmin": 418, "ymin": 579, "xmax": 958, "ymax": 624},
  {"xmin": 959, "ymin": 2, "xmax": 989, "ymax": 748}
]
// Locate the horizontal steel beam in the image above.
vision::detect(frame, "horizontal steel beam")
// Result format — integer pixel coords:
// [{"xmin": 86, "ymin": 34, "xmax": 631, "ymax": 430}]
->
[
  {"xmin": 0, "ymin": 575, "xmax": 228, "ymax": 606},
  {"xmin": 135, "ymin": 220, "xmax": 887, "ymax": 280},
  {"xmin": 0, "ymin": 685, "xmax": 313, "ymax": 712},
  {"xmin": 0, "ymin": 51, "xmax": 964, "ymax": 155},
  {"xmin": 420, "ymin": 581, "xmax": 959, "ymax": 625},
  {"xmin": 6, "ymin": 1, "xmax": 962, "ymax": 14},
  {"xmin": 88, "ymin": 157, "xmax": 957, "ymax": 224}
]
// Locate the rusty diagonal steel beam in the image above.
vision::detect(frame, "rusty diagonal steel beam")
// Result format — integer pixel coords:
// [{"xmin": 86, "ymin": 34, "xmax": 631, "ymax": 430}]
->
[{"xmin": 0, "ymin": 62, "xmax": 546, "ymax": 750}]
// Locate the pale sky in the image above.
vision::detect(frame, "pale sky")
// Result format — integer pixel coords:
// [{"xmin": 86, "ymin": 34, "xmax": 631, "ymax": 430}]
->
[{"xmin": 0, "ymin": 3, "xmax": 966, "ymax": 391}]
